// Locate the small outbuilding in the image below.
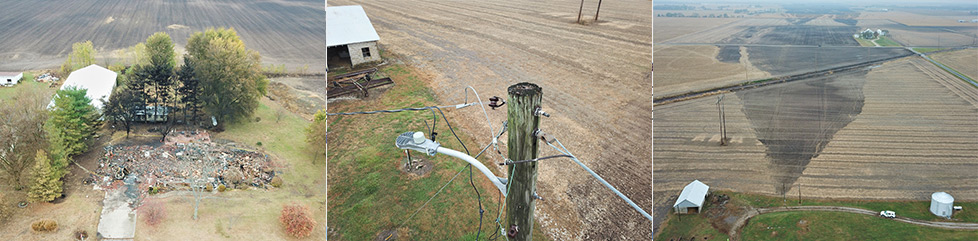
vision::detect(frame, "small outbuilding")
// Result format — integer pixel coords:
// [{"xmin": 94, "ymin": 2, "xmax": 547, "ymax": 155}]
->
[
  {"xmin": 49, "ymin": 64, "xmax": 117, "ymax": 111},
  {"xmin": 930, "ymin": 192, "xmax": 954, "ymax": 218},
  {"xmin": 674, "ymin": 180, "xmax": 709, "ymax": 214},
  {"xmin": 327, "ymin": 5, "xmax": 381, "ymax": 69},
  {"xmin": 0, "ymin": 72, "xmax": 22, "ymax": 86}
]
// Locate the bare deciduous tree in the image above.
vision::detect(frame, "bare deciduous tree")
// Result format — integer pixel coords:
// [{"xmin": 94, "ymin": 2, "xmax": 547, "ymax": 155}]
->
[{"xmin": 0, "ymin": 89, "xmax": 50, "ymax": 187}]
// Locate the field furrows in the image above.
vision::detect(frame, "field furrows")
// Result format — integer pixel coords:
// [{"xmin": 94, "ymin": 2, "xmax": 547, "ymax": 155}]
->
[
  {"xmin": 329, "ymin": 0, "xmax": 652, "ymax": 239},
  {"xmin": 653, "ymin": 58, "xmax": 978, "ymax": 234},
  {"xmin": 909, "ymin": 58, "xmax": 978, "ymax": 106},
  {"xmin": 0, "ymin": 0, "xmax": 325, "ymax": 71}
]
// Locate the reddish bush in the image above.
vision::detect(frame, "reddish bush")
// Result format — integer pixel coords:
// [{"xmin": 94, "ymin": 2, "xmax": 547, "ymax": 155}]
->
[
  {"xmin": 280, "ymin": 202, "xmax": 316, "ymax": 238},
  {"xmin": 141, "ymin": 199, "xmax": 167, "ymax": 226}
]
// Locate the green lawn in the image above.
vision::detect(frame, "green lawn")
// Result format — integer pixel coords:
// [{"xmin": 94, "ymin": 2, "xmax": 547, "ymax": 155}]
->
[
  {"xmin": 912, "ymin": 48, "xmax": 946, "ymax": 53},
  {"xmin": 874, "ymin": 36, "xmax": 902, "ymax": 47},
  {"xmin": 655, "ymin": 201, "xmax": 729, "ymax": 241},
  {"xmin": 0, "ymin": 75, "xmax": 51, "ymax": 101},
  {"xmin": 327, "ymin": 63, "xmax": 549, "ymax": 240},
  {"xmin": 854, "ymin": 37, "xmax": 876, "ymax": 47},
  {"xmin": 659, "ymin": 190, "xmax": 978, "ymax": 240},
  {"xmin": 743, "ymin": 211, "xmax": 978, "ymax": 241},
  {"xmin": 727, "ymin": 191, "xmax": 978, "ymax": 223}
]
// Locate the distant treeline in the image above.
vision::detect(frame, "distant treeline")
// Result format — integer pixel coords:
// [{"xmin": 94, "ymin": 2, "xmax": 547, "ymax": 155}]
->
[
  {"xmin": 653, "ymin": 5, "xmax": 696, "ymax": 10},
  {"xmin": 658, "ymin": 12, "xmax": 741, "ymax": 18}
]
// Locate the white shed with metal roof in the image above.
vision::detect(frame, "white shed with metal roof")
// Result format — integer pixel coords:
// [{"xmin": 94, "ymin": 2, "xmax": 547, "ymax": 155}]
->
[
  {"xmin": 674, "ymin": 180, "xmax": 710, "ymax": 214},
  {"xmin": 327, "ymin": 5, "xmax": 381, "ymax": 68}
]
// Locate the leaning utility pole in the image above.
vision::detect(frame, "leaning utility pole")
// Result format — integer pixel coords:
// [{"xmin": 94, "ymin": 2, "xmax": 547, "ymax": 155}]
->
[
  {"xmin": 577, "ymin": 0, "xmax": 585, "ymax": 24},
  {"xmin": 505, "ymin": 82, "xmax": 542, "ymax": 241},
  {"xmin": 594, "ymin": 0, "xmax": 603, "ymax": 22}
]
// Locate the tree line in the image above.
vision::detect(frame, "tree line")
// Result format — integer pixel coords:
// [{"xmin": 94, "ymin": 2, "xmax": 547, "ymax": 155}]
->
[{"xmin": 1, "ymin": 28, "xmax": 268, "ymax": 203}]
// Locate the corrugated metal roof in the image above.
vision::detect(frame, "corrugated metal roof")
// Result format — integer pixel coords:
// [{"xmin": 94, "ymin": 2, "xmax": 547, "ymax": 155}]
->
[
  {"xmin": 49, "ymin": 64, "xmax": 117, "ymax": 110},
  {"xmin": 326, "ymin": 5, "xmax": 380, "ymax": 47},
  {"xmin": 674, "ymin": 180, "xmax": 709, "ymax": 208}
]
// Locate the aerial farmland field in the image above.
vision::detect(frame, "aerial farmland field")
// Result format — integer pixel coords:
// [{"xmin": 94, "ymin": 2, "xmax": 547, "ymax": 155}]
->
[
  {"xmin": 931, "ymin": 48, "xmax": 978, "ymax": 81},
  {"xmin": 0, "ymin": 0, "xmax": 325, "ymax": 72},
  {"xmin": 653, "ymin": 2, "xmax": 978, "ymax": 239},
  {"xmin": 327, "ymin": 0, "xmax": 652, "ymax": 239}
]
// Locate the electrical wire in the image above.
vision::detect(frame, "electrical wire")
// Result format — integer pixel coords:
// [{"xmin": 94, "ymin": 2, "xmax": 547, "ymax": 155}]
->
[
  {"xmin": 389, "ymin": 162, "xmax": 470, "ymax": 241},
  {"xmin": 325, "ymin": 102, "xmax": 475, "ymax": 116},
  {"xmin": 433, "ymin": 106, "xmax": 484, "ymax": 240}
]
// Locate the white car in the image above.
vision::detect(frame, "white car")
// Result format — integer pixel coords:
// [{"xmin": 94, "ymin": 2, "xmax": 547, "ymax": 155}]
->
[{"xmin": 880, "ymin": 210, "xmax": 896, "ymax": 218}]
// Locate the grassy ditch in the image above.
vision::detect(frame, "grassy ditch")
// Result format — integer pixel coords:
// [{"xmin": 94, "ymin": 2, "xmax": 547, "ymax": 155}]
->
[
  {"xmin": 327, "ymin": 63, "xmax": 549, "ymax": 240},
  {"xmin": 657, "ymin": 190, "xmax": 978, "ymax": 240},
  {"xmin": 743, "ymin": 211, "xmax": 978, "ymax": 240}
]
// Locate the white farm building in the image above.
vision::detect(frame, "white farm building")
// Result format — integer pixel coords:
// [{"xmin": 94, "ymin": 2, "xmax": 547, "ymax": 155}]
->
[
  {"xmin": 327, "ymin": 5, "xmax": 381, "ymax": 68},
  {"xmin": 674, "ymin": 180, "xmax": 710, "ymax": 214},
  {"xmin": 49, "ymin": 64, "xmax": 117, "ymax": 111},
  {"xmin": 0, "ymin": 72, "xmax": 22, "ymax": 86}
]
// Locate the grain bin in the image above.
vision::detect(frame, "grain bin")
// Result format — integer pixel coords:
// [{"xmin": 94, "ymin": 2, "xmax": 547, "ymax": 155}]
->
[{"xmin": 930, "ymin": 192, "xmax": 954, "ymax": 218}]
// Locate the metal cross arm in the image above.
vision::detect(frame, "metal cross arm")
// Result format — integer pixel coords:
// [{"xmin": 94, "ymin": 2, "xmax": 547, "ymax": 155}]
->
[{"xmin": 396, "ymin": 131, "xmax": 508, "ymax": 196}]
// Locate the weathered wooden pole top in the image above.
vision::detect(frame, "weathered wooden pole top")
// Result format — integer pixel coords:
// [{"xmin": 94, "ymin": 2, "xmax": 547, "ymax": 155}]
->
[{"xmin": 508, "ymin": 82, "xmax": 541, "ymax": 96}]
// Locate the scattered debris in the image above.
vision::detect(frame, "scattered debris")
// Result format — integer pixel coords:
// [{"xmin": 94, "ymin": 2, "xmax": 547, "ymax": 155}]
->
[{"xmin": 92, "ymin": 130, "xmax": 278, "ymax": 197}]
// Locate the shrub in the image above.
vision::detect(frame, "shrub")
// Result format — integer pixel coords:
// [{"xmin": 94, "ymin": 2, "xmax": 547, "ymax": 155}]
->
[
  {"xmin": 218, "ymin": 184, "xmax": 227, "ymax": 192},
  {"xmin": 31, "ymin": 219, "xmax": 58, "ymax": 232},
  {"xmin": 205, "ymin": 183, "xmax": 214, "ymax": 192},
  {"xmin": 141, "ymin": 199, "xmax": 167, "ymax": 227},
  {"xmin": 280, "ymin": 203, "xmax": 316, "ymax": 238},
  {"xmin": 270, "ymin": 176, "xmax": 283, "ymax": 188},
  {"xmin": 256, "ymin": 141, "xmax": 263, "ymax": 147}
]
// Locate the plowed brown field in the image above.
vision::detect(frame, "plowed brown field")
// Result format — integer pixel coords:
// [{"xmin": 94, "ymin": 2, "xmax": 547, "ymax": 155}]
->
[
  {"xmin": 653, "ymin": 57, "xmax": 978, "ymax": 235},
  {"xmin": 0, "ymin": 0, "xmax": 325, "ymax": 72}
]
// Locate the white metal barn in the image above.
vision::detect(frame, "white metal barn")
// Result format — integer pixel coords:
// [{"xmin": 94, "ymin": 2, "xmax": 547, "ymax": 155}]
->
[
  {"xmin": 49, "ymin": 64, "xmax": 117, "ymax": 111},
  {"xmin": 326, "ymin": 5, "xmax": 381, "ymax": 68},
  {"xmin": 0, "ymin": 72, "xmax": 22, "ymax": 86},
  {"xmin": 930, "ymin": 192, "xmax": 954, "ymax": 218},
  {"xmin": 674, "ymin": 180, "xmax": 709, "ymax": 214}
]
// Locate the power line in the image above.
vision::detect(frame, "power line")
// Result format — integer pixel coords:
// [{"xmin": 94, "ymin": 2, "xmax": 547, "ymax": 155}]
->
[{"xmin": 325, "ymin": 102, "xmax": 476, "ymax": 116}]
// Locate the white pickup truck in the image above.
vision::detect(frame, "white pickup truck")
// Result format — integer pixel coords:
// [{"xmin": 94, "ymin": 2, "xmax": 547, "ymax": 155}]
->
[{"xmin": 880, "ymin": 210, "xmax": 896, "ymax": 218}]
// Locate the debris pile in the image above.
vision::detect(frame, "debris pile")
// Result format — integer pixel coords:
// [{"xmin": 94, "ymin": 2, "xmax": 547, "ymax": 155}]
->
[{"xmin": 93, "ymin": 131, "xmax": 276, "ymax": 193}]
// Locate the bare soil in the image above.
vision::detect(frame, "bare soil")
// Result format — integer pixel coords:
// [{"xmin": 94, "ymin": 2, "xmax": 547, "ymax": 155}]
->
[
  {"xmin": 931, "ymin": 48, "xmax": 978, "ymax": 80},
  {"xmin": 653, "ymin": 58, "xmax": 978, "ymax": 234},
  {"xmin": 0, "ymin": 0, "xmax": 325, "ymax": 72},
  {"xmin": 329, "ymin": 0, "xmax": 652, "ymax": 239}
]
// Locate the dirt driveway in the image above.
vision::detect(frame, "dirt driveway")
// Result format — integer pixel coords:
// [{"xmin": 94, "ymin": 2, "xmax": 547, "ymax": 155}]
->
[{"xmin": 328, "ymin": 0, "xmax": 652, "ymax": 239}]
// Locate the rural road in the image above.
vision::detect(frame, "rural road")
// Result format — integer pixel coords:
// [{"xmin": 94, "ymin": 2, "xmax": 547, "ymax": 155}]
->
[{"xmin": 728, "ymin": 206, "xmax": 978, "ymax": 240}]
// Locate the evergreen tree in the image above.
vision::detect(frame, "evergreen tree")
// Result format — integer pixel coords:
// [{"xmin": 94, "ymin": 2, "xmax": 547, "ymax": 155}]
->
[
  {"xmin": 46, "ymin": 86, "xmax": 99, "ymax": 175},
  {"xmin": 27, "ymin": 150, "xmax": 62, "ymax": 203}
]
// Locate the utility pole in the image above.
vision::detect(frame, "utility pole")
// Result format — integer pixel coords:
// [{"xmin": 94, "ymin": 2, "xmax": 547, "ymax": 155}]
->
[
  {"xmin": 798, "ymin": 183, "xmax": 802, "ymax": 204},
  {"xmin": 716, "ymin": 95, "xmax": 726, "ymax": 146},
  {"xmin": 594, "ymin": 0, "xmax": 603, "ymax": 22},
  {"xmin": 505, "ymin": 82, "xmax": 542, "ymax": 241},
  {"xmin": 577, "ymin": 0, "xmax": 585, "ymax": 24}
]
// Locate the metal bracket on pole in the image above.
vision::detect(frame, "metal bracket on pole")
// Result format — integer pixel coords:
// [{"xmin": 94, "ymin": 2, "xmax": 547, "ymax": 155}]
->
[{"xmin": 396, "ymin": 131, "xmax": 509, "ymax": 196}]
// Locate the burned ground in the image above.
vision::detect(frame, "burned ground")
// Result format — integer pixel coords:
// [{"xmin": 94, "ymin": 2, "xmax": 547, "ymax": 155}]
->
[
  {"xmin": 716, "ymin": 46, "xmax": 741, "ymax": 63},
  {"xmin": 737, "ymin": 70, "xmax": 867, "ymax": 194},
  {"xmin": 653, "ymin": 57, "xmax": 978, "ymax": 235},
  {"xmin": 745, "ymin": 46, "xmax": 911, "ymax": 75},
  {"xmin": 720, "ymin": 25, "xmax": 860, "ymax": 46}
]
